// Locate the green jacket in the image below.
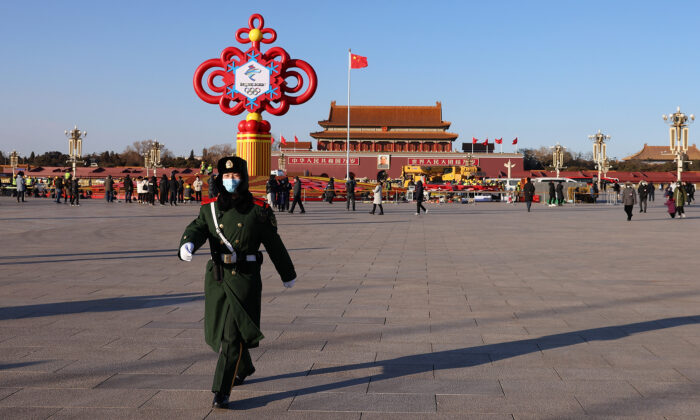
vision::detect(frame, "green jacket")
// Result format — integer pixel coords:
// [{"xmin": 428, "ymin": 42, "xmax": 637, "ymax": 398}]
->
[
  {"xmin": 180, "ymin": 200, "xmax": 296, "ymax": 352},
  {"xmin": 674, "ymin": 186, "xmax": 687, "ymax": 207}
]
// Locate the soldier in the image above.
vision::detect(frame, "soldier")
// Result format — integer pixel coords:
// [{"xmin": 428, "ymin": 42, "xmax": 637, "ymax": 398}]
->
[{"xmin": 178, "ymin": 156, "xmax": 296, "ymax": 409}]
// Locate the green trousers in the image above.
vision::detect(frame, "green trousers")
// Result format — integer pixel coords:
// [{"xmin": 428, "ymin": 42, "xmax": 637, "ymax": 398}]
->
[{"xmin": 211, "ymin": 306, "xmax": 255, "ymax": 395}]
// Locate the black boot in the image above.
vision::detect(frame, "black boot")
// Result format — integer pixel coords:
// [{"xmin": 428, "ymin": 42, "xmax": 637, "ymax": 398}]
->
[
  {"xmin": 233, "ymin": 366, "xmax": 255, "ymax": 386},
  {"xmin": 212, "ymin": 392, "xmax": 229, "ymax": 409}
]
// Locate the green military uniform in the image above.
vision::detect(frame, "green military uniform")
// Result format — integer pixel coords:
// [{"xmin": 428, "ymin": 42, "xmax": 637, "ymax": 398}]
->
[{"xmin": 179, "ymin": 156, "xmax": 296, "ymax": 401}]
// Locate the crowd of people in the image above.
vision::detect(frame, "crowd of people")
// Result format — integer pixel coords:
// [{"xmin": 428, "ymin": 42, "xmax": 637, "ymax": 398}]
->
[
  {"xmin": 5, "ymin": 169, "xmax": 697, "ymax": 222},
  {"xmin": 4, "ymin": 170, "xmax": 214, "ymax": 206}
]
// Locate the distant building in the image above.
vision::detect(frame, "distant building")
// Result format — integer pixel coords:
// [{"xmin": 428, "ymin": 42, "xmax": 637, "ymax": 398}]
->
[
  {"xmin": 280, "ymin": 142, "xmax": 313, "ymax": 152},
  {"xmin": 310, "ymin": 101, "xmax": 458, "ymax": 152},
  {"xmin": 623, "ymin": 143, "xmax": 700, "ymax": 162},
  {"xmin": 271, "ymin": 101, "xmax": 524, "ymax": 179}
]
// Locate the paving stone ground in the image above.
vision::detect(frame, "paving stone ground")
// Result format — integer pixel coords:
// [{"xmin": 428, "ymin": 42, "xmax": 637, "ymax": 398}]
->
[{"xmin": 1, "ymin": 196, "xmax": 700, "ymax": 419}]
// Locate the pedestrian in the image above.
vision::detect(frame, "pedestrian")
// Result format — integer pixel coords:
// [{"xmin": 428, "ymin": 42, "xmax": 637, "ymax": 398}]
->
[
  {"xmin": 647, "ymin": 182, "xmax": 655, "ymax": 202},
  {"xmin": 664, "ymin": 184, "xmax": 673, "ymax": 200},
  {"xmin": 622, "ymin": 182, "xmax": 637, "ymax": 221},
  {"xmin": 345, "ymin": 174, "xmax": 356, "ymax": 211},
  {"xmin": 169, "ymin": 173, "xmax": 178, "ymax": 206},
  {"xmin": 288, "ymin": 175, "xmax": 305, "ymax": 214},
  {"xmin": 281, "ymin": 177, "xmax": 291, "ymax": 211},
  {"xmin": 613, "ymin": 182, "xmax": 621, "ymax": 203},
  {"xmin": 178, "ymin": 176, "xmax": 185, "ymax": 203},
  {"xmin": 148, "ymin": 175, "xmax": 156, "ymax": 205},
  {"xmin": 208, "ymin": 172, "xmax": 218, "ymax": 199},
  {"xmin": 665, "ymin": 194, "xmax": 676, "ymax": 218},
  {"xmin": 674, "ymin": 183, "xmax": 687, "ymax": 218},
  {"xmin": 637, "ymin": 181, "xmax": 648, "ymax": 213},
  {"xmin": 686, "ymin": 182, "xmax": 695, "ymax": 205},
  {"xmin": 548, "ymin": 180, "xmax": 556, "ymax": 207},
  {"xmin": 159, "ymin": 174, "xmax": 169, "ymax": 206},
  {"xmin": 184, "ymin": 182, "xmax": 192, "ymax": 204},
  {"xmin": 124, "ymin": 174, "xmax": 133, "ymax": 203},
  {"xmin": 65, "ymin": 174, "xmax": 74, "ymax": 204},
  {"xmin": 556, "ymin": 181, "xmax": 565, "ymax": 206},
  {"xmin": 105, "ymin": 175, "xmax": 114, "ymax": 203},
  {"xmin": 276, "ymin": 176, "xmax": 287, "ymax": 211},
  {"xmin": 16, "ymin": 171, "xmax": 26, "ymax": 203},
  {"xmin": 415, "ymin": 179, "xmax": 427, "ymax": 215},
  {"xmin": 136, "ymin": 176, "xmax": 144, "ymax": 203},
  {"xmin": 178, "ymin": 156, "xmax": 297, "ymax": 409},
  {"xmin": 591, "ymin": 182, "xmax": 599, "ymax": 204},
  {"xmin": 193, "ymin": 175, "xmax": 203, "ymax": 202},
  {"xmin": 369, "ymin": 180, "xmax": 384, "ymax": 215},
  {"xmin": 523, "ymin": 177, "xmax": 535, "ymax": 212},
  {"xmin": 324, "ymin": 178, "xmax": 335, "ymax": 204},
  {"xmin": 70, "ymin": 175, "xmax": 80, "ymax": 206},
  {"xmin": 55, "ymin": 176, "xmax": 64, "ymax": 203},
  {"xmin": 266, "ymin": 175, "xmax": 277, "ymax": 209}
]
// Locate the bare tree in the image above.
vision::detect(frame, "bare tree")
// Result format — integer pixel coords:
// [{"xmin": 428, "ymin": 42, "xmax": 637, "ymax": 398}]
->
[{"xmin": 202, "ymin": 144, "xmax": 236, "ymax": 164}]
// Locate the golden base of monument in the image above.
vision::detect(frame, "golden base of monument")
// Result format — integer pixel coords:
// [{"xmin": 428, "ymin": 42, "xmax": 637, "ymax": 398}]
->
[{"xmin": 237, "ymin": 133, "xmax": 271, "ymax": 177}]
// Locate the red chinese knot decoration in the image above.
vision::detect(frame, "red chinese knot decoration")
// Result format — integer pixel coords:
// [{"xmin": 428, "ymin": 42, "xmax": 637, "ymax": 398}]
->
[{"xmin": 193, "ymin": 14, "xmax": 317, "ymax": 118}]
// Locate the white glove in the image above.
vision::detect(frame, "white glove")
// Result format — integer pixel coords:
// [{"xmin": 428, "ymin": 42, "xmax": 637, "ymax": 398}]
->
[
  {"xmin": 180, "ymin": 242, "xmax": 194, "ymax": 262},
  {"xmin": 283, "ymin": 278, "xmax": 296, "ymax": 288}
]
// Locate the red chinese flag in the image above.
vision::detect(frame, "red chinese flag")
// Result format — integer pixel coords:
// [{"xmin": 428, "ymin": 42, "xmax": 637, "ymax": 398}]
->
[
  {"xmin": 294, "ymin": 135, "xmax": 299, "ymax": 143},
  {"xmin": 271, "ymin": 136, "xmax": 275, "ymax": 144},
  {"xmin": 512, "ymin": 137, "xmax": 518, "ymax": 145},
  {"xmin": 472, "ymin": 137, "xmax": 478, "ymax": 144},
  {"xmin": 350, "ymin": 54, "xmax": 368, "ymax": 69},
  {"xmin": 281, "ymin": 136, "xmax": 287, "ymax": 145},
  {"xmin": 495, "ymin": 138, "xmax": 503, "ymax": 144},
  {"xmin": 483, "ymin": 138, "xmax": 489, "ymax": 145}
]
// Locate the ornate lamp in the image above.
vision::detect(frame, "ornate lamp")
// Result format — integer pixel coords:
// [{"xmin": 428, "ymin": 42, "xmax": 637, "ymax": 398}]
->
[
  {"xmin": 588, "ymin": 130, "xmax": 610, "ymax": 189},
  {"xmin": 10, "ymin": 150, "xmax": 18, "ymax": 176},
  {"xmin": 64, "ymin": 125, "xmax": 86, "ymax": 178},
  {"xmin": 663, "ymin": 106, "xmax": 694, "ymax": 182}
]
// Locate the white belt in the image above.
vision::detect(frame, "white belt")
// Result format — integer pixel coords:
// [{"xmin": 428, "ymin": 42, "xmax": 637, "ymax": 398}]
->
[{"xmin": 220, "ymin": 253, "xmax": 257, "ymax": 264}]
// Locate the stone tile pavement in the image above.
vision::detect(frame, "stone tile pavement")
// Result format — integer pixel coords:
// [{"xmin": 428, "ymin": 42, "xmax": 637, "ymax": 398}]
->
[{"xmin": 1, "ymin": 196, "xmax": 700, "ymax": 419}]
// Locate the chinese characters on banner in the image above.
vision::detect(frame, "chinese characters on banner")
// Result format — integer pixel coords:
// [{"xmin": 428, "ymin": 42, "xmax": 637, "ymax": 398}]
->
[
  {"xmin": 407, "ymin": 158, "xmax": 479, "ymax": 166},
  {"xmin": 288, "ymin": 157, "xmax": 359, "ymax": 165}
]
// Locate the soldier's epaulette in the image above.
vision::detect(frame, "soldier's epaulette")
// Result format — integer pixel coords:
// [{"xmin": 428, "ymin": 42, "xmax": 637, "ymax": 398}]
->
[
  {"xmin": 253, "ymin": 197, "xmax": 269, "ymax": 209},
  {"xmin": 201, "ymin": 196, "xmax": 217, "ymax": 205}
]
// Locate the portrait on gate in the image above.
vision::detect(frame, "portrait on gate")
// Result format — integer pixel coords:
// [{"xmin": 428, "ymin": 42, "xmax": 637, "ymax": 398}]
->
[{"xmin": 377, "ymin": 154, "xmax": 390, "ymax": 170}]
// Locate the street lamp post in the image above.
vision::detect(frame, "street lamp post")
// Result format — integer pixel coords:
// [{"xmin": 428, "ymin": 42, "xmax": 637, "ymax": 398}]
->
[
  {"xmin": 278, "ymin": 152, "xmax": 287, "ymax": 173},
  {"xmin": 150, "ymin": 141, "xmax": 163, "ymax": 177},
  {"xmin": 144, "ymin": 153, "xmax": 151, "ymax": 178},
  {"xmin": 64, "ymin": 125, "xmax": 86, "ymax": 178},
  {"xmin": 588, "ymin": 130, "xmax": 610, "ymax": 190},
  {"xmin": 550, "ymin": 143, "xmax": 566, "ymax": 178},
  {"xmin": 10, "ymin": 150, "xmax": 19, "ymax": 176},
  {"xmin": 663, "ymin": 106, "xmax": 695, "ymax": 182},
  {"xmin": 504, "ymin": 159, "xmax": 515, "ymax": 179}
]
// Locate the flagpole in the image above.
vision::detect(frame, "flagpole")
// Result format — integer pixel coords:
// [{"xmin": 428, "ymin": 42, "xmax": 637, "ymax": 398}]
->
[{"xmin": 346, "ymin": 49, "xmax": 351, "ymax": 181}]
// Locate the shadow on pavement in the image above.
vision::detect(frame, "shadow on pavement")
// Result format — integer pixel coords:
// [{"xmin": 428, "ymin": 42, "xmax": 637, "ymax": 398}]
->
[
  {"xmin": 0, "ymin": 361, "xmax": 47, "ymax": 370},
  {"xmin": 228, "ymin": 315, "xmax": 700, "ymax": 410},
  {"xmin": 0, "ymin": 249, "xmax": 175, "ymax": 260},
  {"xmin": 0, "ymin": 293, "xmax": 203, "ymax": 320}
]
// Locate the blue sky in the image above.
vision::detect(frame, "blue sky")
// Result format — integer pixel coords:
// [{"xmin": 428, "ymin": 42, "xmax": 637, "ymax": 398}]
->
[{"xmin": 1, "ymin": 0, "xmax": 699, "ymax": 160}]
